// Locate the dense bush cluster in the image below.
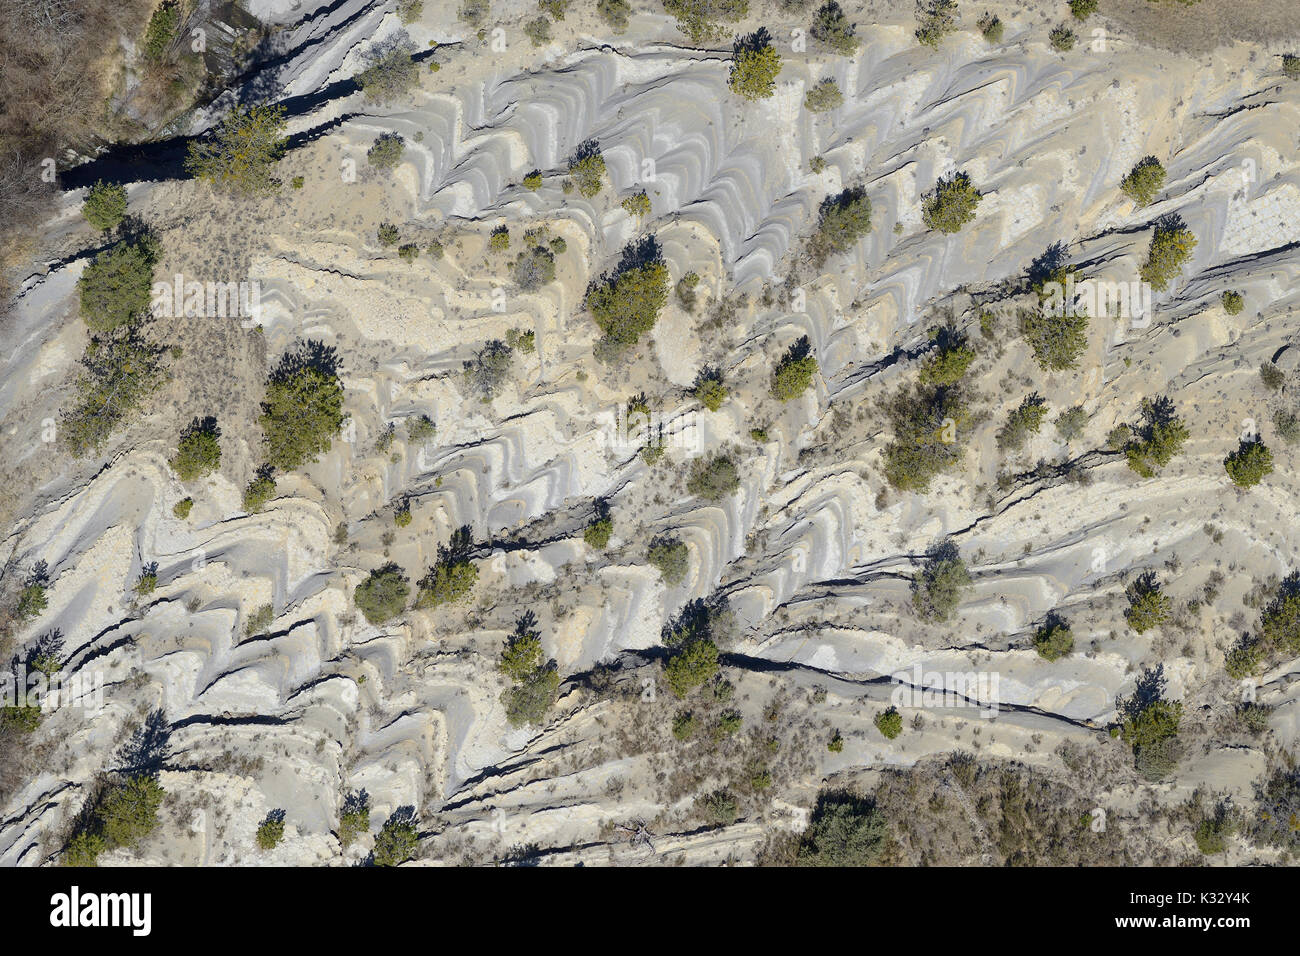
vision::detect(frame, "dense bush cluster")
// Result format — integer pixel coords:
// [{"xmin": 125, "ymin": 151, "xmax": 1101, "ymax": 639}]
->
[
  {"xmin": 1120, "ymin": 156, "xmax": 1165, "ymax": 207},
  {"xmin": 354, "ymin": 563, "xmax": 411, "ymax": 625},
  {"xmin": 809, "ymin": 186, "xmax": 872, "ymax": 264},
  {"xmin": 922, "ymin": 171, "xmax": 981, "ymax": 233},
  {"xmin": 1139, "ymin": 215, "xmax": 1197, "ymax": 292},
  {"xmin": 259, "ymin": 342, "xmax": 347, "ymax": 472},
  {"xmin": 728, "ymin": 29, "xmax": 782, "ymax": 100},
  {"xmin": 585, "ymin": 237, "xmax": 669, "ymax": 360},
  {"xmin": 1116, "ymin": 665, "xmax": 1182, "ymax": 781},
  {"xmin": 186, "ymin": 104, "xmax": 288, "ymax": 196},
  {"xmin": 169, "ymin": 416, "xmax": 221, "ymax": 481}
]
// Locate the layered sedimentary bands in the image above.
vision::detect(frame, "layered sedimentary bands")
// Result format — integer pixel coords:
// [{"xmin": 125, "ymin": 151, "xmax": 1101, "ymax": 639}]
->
[{"xmin": 3, "ymin": 0, "xmax": 1300, "ymax": 865}]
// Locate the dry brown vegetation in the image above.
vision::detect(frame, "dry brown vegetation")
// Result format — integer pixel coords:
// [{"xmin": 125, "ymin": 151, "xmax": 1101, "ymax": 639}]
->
[{"xmin": 0, "ymin": 0, "xmax": 160, "ymax": 308}]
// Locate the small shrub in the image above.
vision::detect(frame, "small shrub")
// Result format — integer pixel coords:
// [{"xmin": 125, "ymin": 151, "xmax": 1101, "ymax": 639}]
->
[
  {"xmin": 1048, "ymin": 26, "xmax": 1076, "ymax": 51},
  {"xmin": 567, "ymin": 140, "xmax": 606, "ymax": 198},
  {"xmin": 377, "ymin": 222, "xmax": 400, "ymax": 247},
  {"xmin": 810, "ymin": 1, "xmax": 858, "ymax": 54},
  {"xmin": 82, "ymin": 182, "xmax": 127, "ymax": 232},
  {"xmin": 675, "ymin": 271, "xmax": 701, "ymax": 312},
  {"xmin": 170, "ymin": 416, "xmax": 221, "ymax": 481},
  {"xmin": 1193, "ymin": 809, "xmax": 1232, "ymax": 855},
  {"xmin": 1221, "ymin": 290, "xmax": 1244, "ymax": 315},
  {"xmin": 1122, "ymin": 395, "xmax": 1188, "ymax": 477},
  {"xmin": 134, "ymin": 562, "xmax": 158, "ymax": 597},
  {"xmin": 1032, "ymin": 612, "xmax": 1073, "ymax": 661},
  {"xmin": 794, "ymin": 789, "xmax": 887, "ymax": 866},
  {"xmin": 686, "ymin": 454, "xmax": 740, "ymax": 500},
  {"xmin": 584, "ymin": 501, "xmax": 613, "ymax": 549},
  {"xmin": 803, "ymin": 77, "xmax": 843, "ymax": 113},
  {"xmin": 245, "ymin": 603, "xmax": 274, "ymax": 636},
  {"xmin": 1124, "ymin": 571, "xmax": 1171, "ymax": 634},
  {"xmin": 586, "ymin": 237, "xmax": 669, "ymax": 358},
  {"xmin": 354, "ymin": 562, "xmax": 410, "ymax": 624},
  {"xmin": 874, "ymin": 707, "xmax": 903, "ymax": 739},
  {"xmin": 882, "ymin": 384, "xmax": 970, "ymax": 492},
  {"xmin": 339, "ymin": 791, "xmax": 370, "ymax": 849},
  {"xmin": 1272, "ymin": 407, "xmax": 1300, "ymax": 444},
  {"xmin": 918, "ymin": 328, "xmax": 975, "ymax": 386},
  {"xmin": 462, "ymin": 339, "xmax": 514, "ymax": 399},
  {"xmin": 1068, "ymin": 0, "xmax": 1098, "ymax": 20},
  {"xmin": 771, "ymin": 336, "xmax": 818, "ymax": 400},
  {"xmin": 1259, "ymin": 362, "xmax": 1285, "ymax": 391},
  {"xmin": 664, "ymin": 636, "xmax": 719, "ymax": 697},
  {"xmin": 489, "ymin": 225, "xmax": 510, "ymax": 252},
  {"xmin": 500, "ymin": 613, "xmax": 545, "ymax": 682},
  {"xmin": 416, "ymin": 527, "xmax": 478, "ymax": 608},
  {"xmin": 1283, "ymin": 54, "xmax": 1300, "ymax": 80},
  {"xmin": 915, "ymin": 0, "xmax": 959, "ymax": 48},
  {"xmin": 356, "ymin": 36, "xmax": 419, "ymax": 104},
  {"xmin": 977, "ymin": 12, "xmax": 1002, "ymax": 42},
  {"xmin": 648, "ymin": 537, "xmax": 690, "ymax": 587},
  {"xmin": 809, "ymin": 186, "xmax": 872, "ymax": 264},
  {"xmin": 96, "ymin": 775, "xmax": 166, "ymax": 852},
  {"xmin": 524, "ymin": 16, "xmax": 551, "ymax": 46},
  {"xmin": 522, "ymin": 170, "xmax": 543, "ymax": 190},
  {"xmin": 729, "ymin": 29, "xmax": 782, "ymax": 100},
  {"xmin": 256, "ymin": 810, "xmax": 286, "ymax": 851},
  {"xmin": 693, "ymin": 367, "xmax": 728, "ymax": 410},
  {"xmin": 1054, "ymin": 405, "xmax": 1088, "ymax": 441},
  {"xmin": 1119, "ymin": 156, "xmax": 1166, "ymax": 207},
  {"xmin": 242, "ymin": 471, "xmax": 276, "ymax": 513},
  {"xmin": 621, "ymin": 191, "xmax": 651, "ymax": 218},
  {"xmin": 1139, "ymin": 215, "xmax": 1197, "ymax": 292},
  {"xmin": 460, "ymin": 0, "xmax": 489, "ymax": 25},
  {"xmin": 922, "ymin": 171, "xmax": 981, "ymax": 233},
  {"xmin": 372, "ymin": 807, "xmax": 419, "ymax": 866},
  {"xmin": 502, "ymin": 664, "xmax": 561, "ymax": 726},
  {"xmin": 663, "ymin": 0, "xmax": 749, "ymax": 43},
  {"xmin": 996, "ymin": 393, "xmax": 1048, "ymax": 452},
  {"xmin": 143, "ymin": 1, "xmax": 180, "ymax": 60},
  {"xmin": 173, "ymin": 497, "xmax": 193, "ymax": 519},
  {"xmin": 827, "ymin": 730, "xmax": 844, "ymax": 752},
  {"xmin": 911, "ymin": 539, "xmax": 970, "ymax": 623},
  {"xmin": 505, "ymin": 328, "xmax": 536, "ymax": 353},
  {"xmin": 398, "ymin": 0, "xmax": 423, "ymax": 22},
  {"xmin": 597, "ymin": 0, "xmax": 632, "ymax": 31},
  {"xmin": 367, "ymin": 133, "xmax": 405, "ymax": 170},
  {"xmin": 60, "ymin": 328, "xmax": 169, "ymax": 457},
  {"xmin": 697, "ymin": 788, "xmax": 739, "ymax": 826},
  {"xmin": 512, "ymin": 245, "xmax": 555, "ymax": 290},
  {"xmin": 1117, "ymin": 665, "xmax": 1181, "ymax": 778},
  {"xmin": 1224, "ymin": 438, "xmax": 1273, "ymax": 488}
]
